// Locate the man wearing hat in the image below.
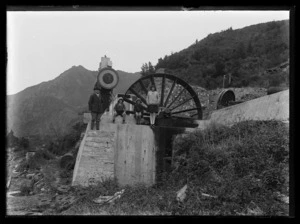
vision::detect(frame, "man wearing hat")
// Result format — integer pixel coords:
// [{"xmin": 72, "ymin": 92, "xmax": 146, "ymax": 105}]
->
[{"xmin": 88, "ymin": 85, "xmax": 104, "ymax": 130}]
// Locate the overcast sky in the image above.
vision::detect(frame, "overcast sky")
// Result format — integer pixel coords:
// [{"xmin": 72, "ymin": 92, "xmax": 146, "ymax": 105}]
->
[{"xmin": 6, "ymin": 10, "xmax": 289, "ymax": 95}]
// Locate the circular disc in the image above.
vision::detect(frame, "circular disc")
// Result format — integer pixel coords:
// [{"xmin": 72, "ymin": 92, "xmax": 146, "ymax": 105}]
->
[{"xmin": 97, "ymin": 68, "xmax": 119, "ymax": 89}]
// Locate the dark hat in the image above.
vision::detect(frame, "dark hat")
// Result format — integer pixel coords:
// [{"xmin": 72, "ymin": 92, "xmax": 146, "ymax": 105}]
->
[
  {"xmin": 93, "ymin": 82, "xmax": 101, "ymax": 90},
  {"xmin": 136, "ymin": 98, "xmax": 142, "ymax": 103}
]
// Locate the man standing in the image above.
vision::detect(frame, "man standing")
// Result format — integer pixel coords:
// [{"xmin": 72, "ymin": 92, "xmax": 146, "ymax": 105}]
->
[{"xmin": 88, "ymin": 86, "xmax": 103, "ymax": 130}]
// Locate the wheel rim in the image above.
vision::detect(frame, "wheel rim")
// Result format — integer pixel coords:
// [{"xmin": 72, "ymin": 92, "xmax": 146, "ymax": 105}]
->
[
  {"xmin": 123, "ymin": 73, "xmax": 203, "ymax": 119},
  {"xmin": 216, "ymin": 89, "xmax": 235, "ymax": 109}
]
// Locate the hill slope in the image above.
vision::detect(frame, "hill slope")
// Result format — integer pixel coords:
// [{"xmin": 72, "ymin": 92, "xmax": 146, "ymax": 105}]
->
[
  {"xmin": 154, "ymin": 20, "xmax": 289, "ymax": 89},
  {"xmin": 7, "ymin": 66, "xmax": 141, "ymax": 138}
]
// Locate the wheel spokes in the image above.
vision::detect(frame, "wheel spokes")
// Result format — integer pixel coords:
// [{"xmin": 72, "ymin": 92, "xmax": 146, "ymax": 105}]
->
[
  {"xmin": 164, "ymin": 78, "xmax": 177, "ymax": 107},
  {"xmin": 160, "ymin": 74, "xmax": 166, "ymax": 106},
  {"xmin": 166, "ymin": 87, "xmax": 186, "ymax": 109},
  {"xmin": 170, "ymin": 96, "xmax": 194, "ymax": 111},
  {"xmin": 123, "ymin": 73, "xmax": 203, "ymax": 120},
  {"xmin": 128, "ymin": 87, "xmax": 148, "ymax": 105},
  {"xmin": 191, "ymin": 112, "xmax": 199, "ymax": 117},
  {"xmin": 138, "ymin": 80, "xmax": 148, "ymax": 95},
  {"xmin": 122, "ymin": 97, "xmax": 148, "ymax": 111}
]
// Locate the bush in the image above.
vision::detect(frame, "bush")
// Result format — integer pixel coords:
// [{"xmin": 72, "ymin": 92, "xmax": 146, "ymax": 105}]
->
[
  {"xmin": 171, "ymin": 120, "xmax": 289, "ymax": 215},
  {"xmin": 16, "ymin": 159, "xmax": 29, "ymax": 172},
  {"xmin": 26, "ymin": 150, "xmax": 55, "ymax": 170},
  {"xmin": 20, "ymin": 179, "xmax": 33, "ymax": 195},
  {"xmin": 46, "ymin": 122, "xmax": 85, "ymax": 156},
  {"xmin": 19, "ymin": 137, "xmax": 30, "ymax": 150}
]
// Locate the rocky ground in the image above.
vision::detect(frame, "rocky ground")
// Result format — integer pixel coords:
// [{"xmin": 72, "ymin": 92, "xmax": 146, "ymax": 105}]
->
[{"xmin": 6, "ymin": 146, "xmax": 85, "ymax": 216}]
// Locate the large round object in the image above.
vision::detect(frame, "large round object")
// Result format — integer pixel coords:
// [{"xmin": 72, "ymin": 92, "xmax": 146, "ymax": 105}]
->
[
  {"xmin": 123, "ymin": 73, "xmax": 203, "ymax": 119},
  {"xmin": 216, "ymin": 89, "xmax": 235, "ymax": 109},
  {"xmin": 97, "ymin": 68, "xmax": 119, "ymax": 90}
]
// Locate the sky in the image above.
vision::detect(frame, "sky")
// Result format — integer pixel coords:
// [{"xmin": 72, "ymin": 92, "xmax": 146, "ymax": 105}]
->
[{"xmin": 6, "ymin": 10, "xmax": 289, "ymax": 95}]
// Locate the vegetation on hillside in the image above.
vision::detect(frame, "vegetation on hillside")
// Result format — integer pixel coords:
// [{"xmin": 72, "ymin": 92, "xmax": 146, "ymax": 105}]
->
[
  {"xmin": 62, "ymin": 120, "xmax": 289, "ymax": 216},
  {"xmin": 142, "ymin": 20, "xmax": 289, "ymax": 89}
]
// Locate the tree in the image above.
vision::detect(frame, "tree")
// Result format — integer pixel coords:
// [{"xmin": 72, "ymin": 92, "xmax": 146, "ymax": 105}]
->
[
  {"xmin": 214, "ymin": 60, "xmax": 225, "ymax": 78},
  {"xmin": 141, "ymin": 62, "xmax": 155, "ymax": 76},
  {"xmin": 247, "ymin": 40, "xmax": 253, "ymax": 54},
  {"xmin": 19, "ymin": 137, "xmax": 30, "ymax": 150},
  {"xmin": 156, "ymin": 57, "xmax": 165, "ymax": 70},
  {"xmin": 141, "ymin": 63, "xmax": 149, "ymax": 76},
  {"xmin": 7, "ymin": 130, "xmax": 19, "ymax": 147},
  {"xmin": 236, "ymin": 42, "xmax": 246, "ymax": 59},
  {"xmin": 148, "ymin": 62, "xmax": 155, "ymax": 74}
]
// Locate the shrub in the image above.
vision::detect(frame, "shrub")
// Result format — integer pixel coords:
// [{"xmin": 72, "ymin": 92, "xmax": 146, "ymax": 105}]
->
[
  {"xmin": 19, "ymin": 137, "xmax": 30, "ymax": 150},
  {"xmin": 26, "ymin": 150, "xmax": 55, "ymax": 170},
  {"xmin": 16, "ymin": 159, "xmax": 29, "ymax": 172},
  {"xmin": 46, "ymin": 122, "xmax": 85, "ymax": 156},
  {"xmin": 20, "ymin": 179, "xmax": 33, "ymax": 195},
  {"xmin": 171, "ymin": 120, "xmax": 289, "ymax": 215}
]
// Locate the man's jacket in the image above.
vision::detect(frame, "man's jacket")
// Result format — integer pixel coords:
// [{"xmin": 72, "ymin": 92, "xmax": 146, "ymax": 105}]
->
[{"xmin": 88, "ymin": 93, "xmax": 103, "ymax": 113}]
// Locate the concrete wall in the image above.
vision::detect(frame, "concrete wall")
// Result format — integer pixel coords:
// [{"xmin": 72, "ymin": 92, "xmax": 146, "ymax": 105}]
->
[
  {"xmin": 207, "ymin": 90, "xmax": 289, "ymax": 126},
  {"xmin": 72, "ymin": 114, "xmax": 156, "ymax": 187},
  {"xmin": 72, "ymin": 121, "xmax": 116, "ymax": 186},
  {"xmin": 115, "ymin": 123, "xmax": 156, "ymax": 186}
]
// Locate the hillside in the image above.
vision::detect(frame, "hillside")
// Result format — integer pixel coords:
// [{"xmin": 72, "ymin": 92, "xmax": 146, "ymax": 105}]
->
[
  {"xmin": 7, "ymin": 66, "xmax": 141, "ymax": 138},
  {"xmin": 154, "ymin": 20, "xmax": 289, "ymax": 89}
]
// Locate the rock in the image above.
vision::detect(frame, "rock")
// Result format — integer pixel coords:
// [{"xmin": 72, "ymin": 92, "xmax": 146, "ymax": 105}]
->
[
  {"xmin": 20, "ymin": 179, "xmax": 33, "ymax": 188},
  {"xmin": 201, "ymin": 193, "xmax": 217, "ymax": 198},
  {"xmin": 26, "ymin": 173, "xmax": 35, "ymax": 179},
  {"xmin": 93, "ymin": 189, "xmax": 125, "ymax": 204},
  {"xmin": 7, "ymin": 191, "xmax": 21, "ymax": 197},
  {"xmin": 56, "ymin": 185, "xmax": 71, "ymax": 194},
  {"xmin": 37, "ymin": 198, "xmax": 52, "ymax": 208},
  {"xmin": 275, "ymin": 192, "xmax": 289, "ymax": 204},
  {"xmin": 26, "ymin": 152, "xmax": 36, "ymax": 162},
  {"xmin": 176, "ymin": 184, "xmax": 188, "ymax": 202},
  {"xmin": 33, "ymin": 173, "xmax": 42, "ymax": 182}
]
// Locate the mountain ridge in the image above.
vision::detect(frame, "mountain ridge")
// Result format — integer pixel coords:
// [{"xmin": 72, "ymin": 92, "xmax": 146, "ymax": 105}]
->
[
  {"xmin": 154, "ymin": 19, "xmax": 289, "ymax": 89},
  {"xmin": 7, "ymin": 66, "xmax": 141, "ymax": 138}
]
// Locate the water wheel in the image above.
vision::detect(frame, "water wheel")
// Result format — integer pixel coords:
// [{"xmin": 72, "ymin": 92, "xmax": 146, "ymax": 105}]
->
[{"xmin": 122, "ymin": 72, "xmax": 203, "ymax": 124}]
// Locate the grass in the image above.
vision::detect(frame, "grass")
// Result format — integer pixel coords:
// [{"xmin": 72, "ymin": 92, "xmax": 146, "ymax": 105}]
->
[{"xmin": 61, "ymin": 120, "xmax": 289, "ymax": 216}]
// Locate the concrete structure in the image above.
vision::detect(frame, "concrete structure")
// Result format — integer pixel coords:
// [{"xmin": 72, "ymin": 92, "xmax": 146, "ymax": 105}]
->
[
  {"xmin": 99, "ymin": 56, "xmax": 112, "ymax": 70},
  {"xmin": 72, "ymin": 121, "xmax": 116, "ymax": 186},
  {"xmin": 72, "ymin": 114, "xmax": 156, "ymax": 187},
  {"xmin": 75, "ymin": 89, "xmax": 289, "ymax": 187},
  {"xmin": 208, "ymin": 89, "xmax": 289, "ymax": 126},
  {"xmin": 186, "ymin": 90, "xmax": 289, "ymax": 131}
]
